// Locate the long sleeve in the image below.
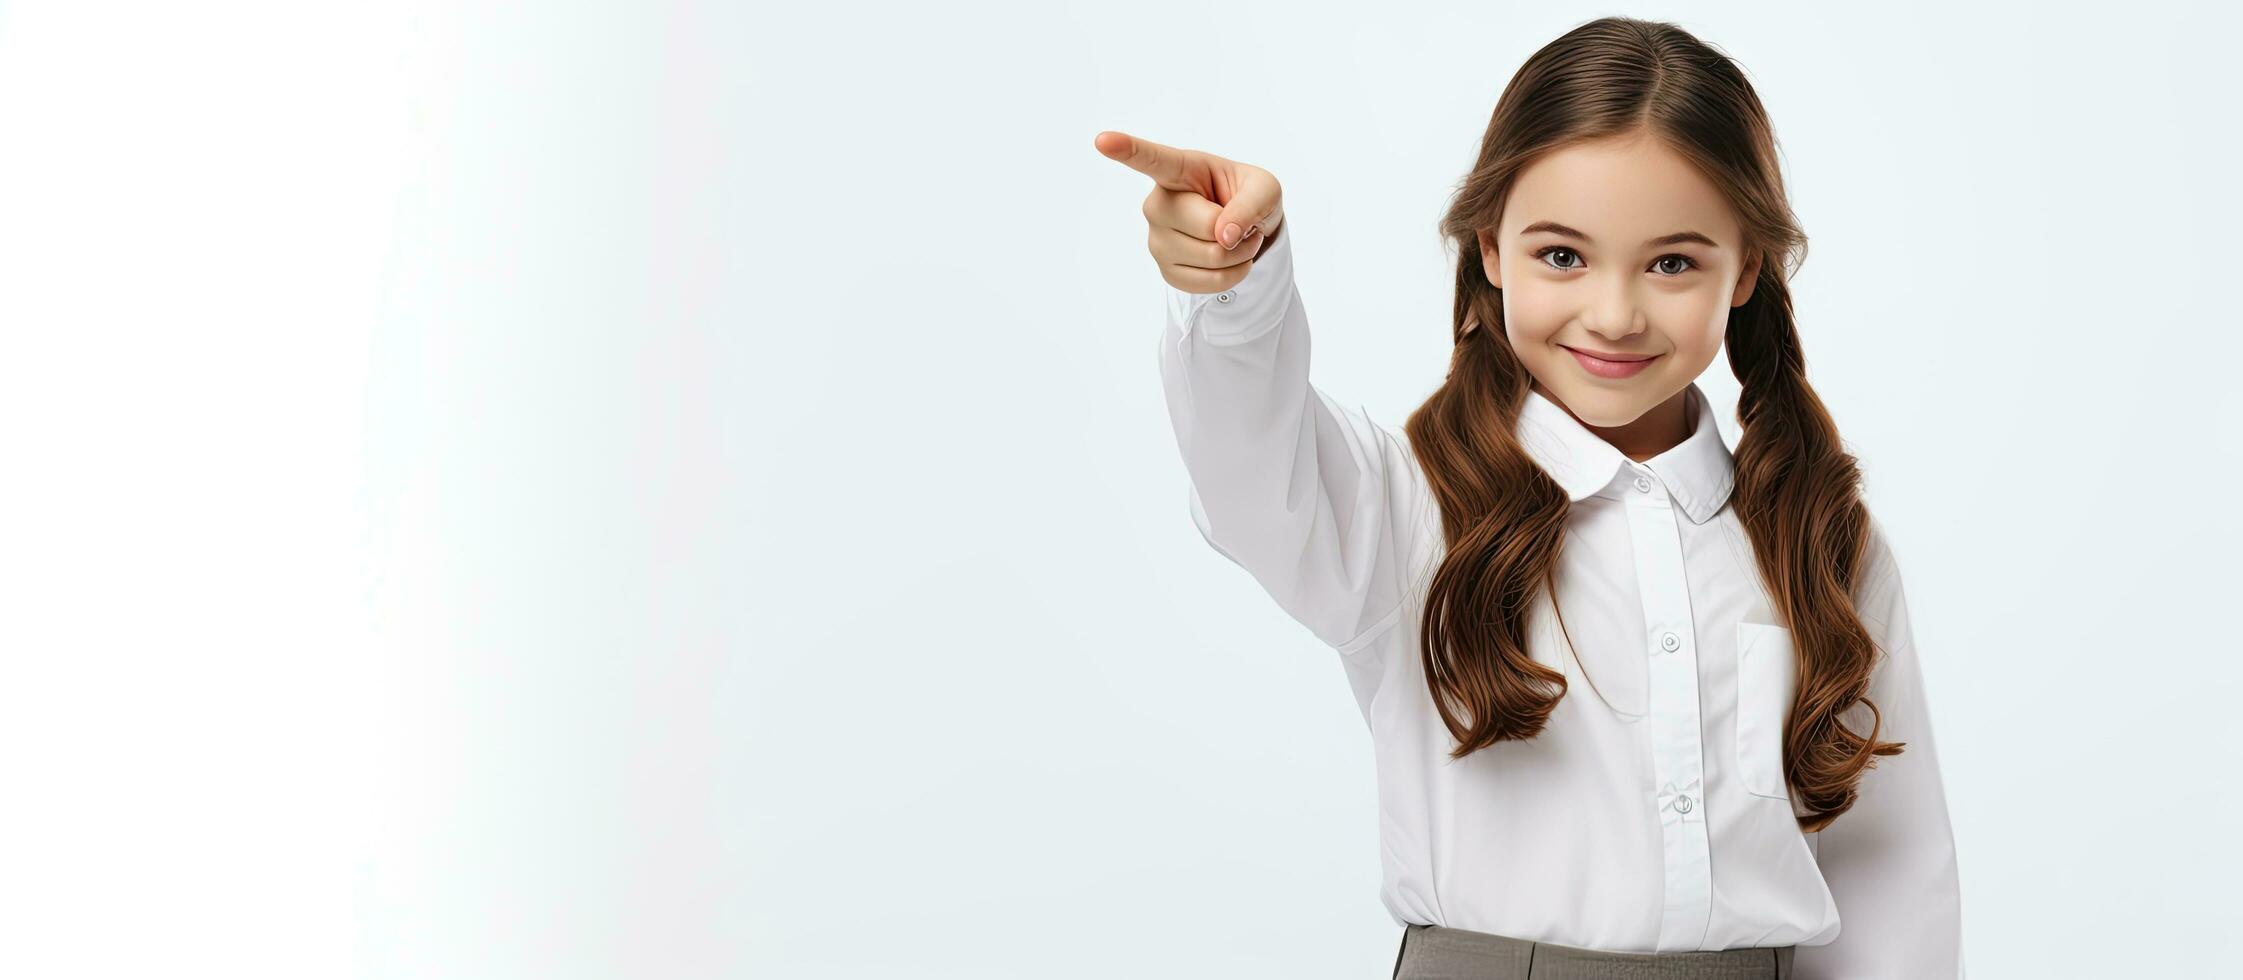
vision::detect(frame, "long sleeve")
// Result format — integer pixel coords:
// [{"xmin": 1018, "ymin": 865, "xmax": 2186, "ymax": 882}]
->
[
  {"xmin": 1791, "ymin": 517, "xmax": 1965, "ymax": 978},
  {"xmin": 1154, "ymin": 223, "xmax": 1416, "ymax": 655}
]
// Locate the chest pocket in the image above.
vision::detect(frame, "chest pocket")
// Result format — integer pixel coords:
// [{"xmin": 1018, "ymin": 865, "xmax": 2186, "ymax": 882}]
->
[{"xmin": 1734, "ymin": 622, "xmax": 1797, "ymax": 801}]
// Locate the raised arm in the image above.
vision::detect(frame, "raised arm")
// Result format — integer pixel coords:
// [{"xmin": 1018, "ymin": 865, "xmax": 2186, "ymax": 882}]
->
[
  {"xmin": 1098, "ymin": 131, "xmax": 1418, "ymax": 655},
  {"xmin": 1155, "ymin": 222, "xmax": 1415, "ymax": 654}
]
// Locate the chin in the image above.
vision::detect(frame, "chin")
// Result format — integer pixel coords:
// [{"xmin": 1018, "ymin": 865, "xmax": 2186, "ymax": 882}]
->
[
  {"xmin": 1574, "ymin": 403, "xmax": 1653, "ymax": 429},
  {"xmin": 1544, "ymin": 380, "xmax": 1655, "ymax": 427}
]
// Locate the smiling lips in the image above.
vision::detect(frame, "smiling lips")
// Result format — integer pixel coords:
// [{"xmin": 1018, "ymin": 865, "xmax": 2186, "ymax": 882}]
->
[{"xmin": 1563, "ymin": 344, "xmax": 1660, "ymax": 379}]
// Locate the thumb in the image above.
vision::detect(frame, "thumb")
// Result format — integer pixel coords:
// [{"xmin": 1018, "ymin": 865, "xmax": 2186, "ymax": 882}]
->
[{"xmin": 1214, "ymin": 167, "xmax": 1283, "ymax": 251}]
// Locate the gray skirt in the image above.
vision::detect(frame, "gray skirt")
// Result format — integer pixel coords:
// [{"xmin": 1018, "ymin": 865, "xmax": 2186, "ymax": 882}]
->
[{"xmin": 1393, "ymin": 923, "xmax": 1796, "ymax": 979}]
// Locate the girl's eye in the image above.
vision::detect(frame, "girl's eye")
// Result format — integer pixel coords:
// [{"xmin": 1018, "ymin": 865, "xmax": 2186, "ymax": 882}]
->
[
  {"xmin": 1532, "ymin": 246, "xmax": 1699, "ymax": 277},
  {"xmin": 1534, "ymin": 246, "xmax": 1585, "ymax": 271}
]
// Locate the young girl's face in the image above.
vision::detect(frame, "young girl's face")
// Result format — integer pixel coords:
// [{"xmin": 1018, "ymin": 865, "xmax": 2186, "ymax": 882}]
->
[{"xmin": 1477, "ymin": 133, "xmax": 1762, "ymax": 429}]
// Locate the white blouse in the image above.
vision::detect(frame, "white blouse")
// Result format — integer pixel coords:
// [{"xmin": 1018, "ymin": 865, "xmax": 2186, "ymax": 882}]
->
[{"xmin": 1156, "ymin": 223, "xmax": 1962, "ymax": 978}]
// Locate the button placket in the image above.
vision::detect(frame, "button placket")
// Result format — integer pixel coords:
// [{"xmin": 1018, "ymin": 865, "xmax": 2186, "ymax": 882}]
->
[{"xmin": 1625, "ymin": 467, "xmax": 1713, "ymax": 950}]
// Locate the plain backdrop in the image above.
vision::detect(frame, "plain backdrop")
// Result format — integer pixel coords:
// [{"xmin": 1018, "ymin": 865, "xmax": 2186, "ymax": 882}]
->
[{"xmin": 1, "ymin": 1, "xmax": 2236, "ymax": 977}]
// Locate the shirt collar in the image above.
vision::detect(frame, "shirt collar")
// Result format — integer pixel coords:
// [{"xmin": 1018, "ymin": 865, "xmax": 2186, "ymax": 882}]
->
[{"xmin": 1514, "ymin": 381, "xmax": 1736, "ymax": 525}]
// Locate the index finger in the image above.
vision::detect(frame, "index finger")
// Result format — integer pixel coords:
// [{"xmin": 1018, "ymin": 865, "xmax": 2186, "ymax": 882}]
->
[{"xmin": 1094, "ymin": 131, "xmax": 1205, "ymax": 193}]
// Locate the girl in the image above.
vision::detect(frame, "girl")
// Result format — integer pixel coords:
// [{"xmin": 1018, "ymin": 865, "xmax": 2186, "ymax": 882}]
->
[{"xmin": 1098, "ymin": 16, "xmax": 1961, "ymax": 980}]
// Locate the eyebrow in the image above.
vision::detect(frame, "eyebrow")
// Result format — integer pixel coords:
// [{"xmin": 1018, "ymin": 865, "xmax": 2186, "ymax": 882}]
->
[{"xmin": 1518, "ymin": 220, "xmax": 1719, "ymax": 249}]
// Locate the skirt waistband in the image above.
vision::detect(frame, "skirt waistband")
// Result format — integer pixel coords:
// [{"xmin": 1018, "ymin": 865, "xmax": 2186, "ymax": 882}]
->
[{"xmin": 1393, "ymin": 923, "xmax": 1797, "ymax": 979}]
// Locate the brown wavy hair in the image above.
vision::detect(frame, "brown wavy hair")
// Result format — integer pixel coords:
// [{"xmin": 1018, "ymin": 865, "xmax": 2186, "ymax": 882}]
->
[{"xmin": 1400, "ymin": 15, "xmax": 1900, "ymax": 834}]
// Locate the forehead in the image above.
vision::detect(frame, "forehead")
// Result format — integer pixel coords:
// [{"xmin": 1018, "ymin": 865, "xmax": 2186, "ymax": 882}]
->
[{"xmin": 1502, "ymin": 135, "xmax": 1740, "ymax": 249}]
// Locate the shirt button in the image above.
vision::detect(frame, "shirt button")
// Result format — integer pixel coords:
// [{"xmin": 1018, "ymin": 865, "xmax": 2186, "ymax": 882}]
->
[
  {"xmin": 1633, "ymin": 476, "xmax": 1652, "ymax": 493},
  {"xmin": 1676, "ymin": 794, "xmax": 1695, "ymax": 813},
  {"xmin": 1659, "ymin": 631, "xmax": 1680, "ymax": 652},
  {"xmin": 1215, "ymin": 290, "xmax": 1236, "ymax": 303}
]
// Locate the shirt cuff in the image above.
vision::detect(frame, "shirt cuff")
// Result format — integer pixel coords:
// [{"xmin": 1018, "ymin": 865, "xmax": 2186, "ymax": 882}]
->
[{"xmin": 1164, "ymin": 222, "xmax": 1296, "ymax": 344}]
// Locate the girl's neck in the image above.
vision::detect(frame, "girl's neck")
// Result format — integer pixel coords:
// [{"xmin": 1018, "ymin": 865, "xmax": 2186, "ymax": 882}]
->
[{"xmin": 1533, "ymin": 380, "xmax": 1694, "ymax": 464}]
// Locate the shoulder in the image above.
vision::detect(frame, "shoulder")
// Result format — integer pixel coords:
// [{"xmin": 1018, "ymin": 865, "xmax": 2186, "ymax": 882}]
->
[
  {"xmin": 1375, "ymin": 418, "xmax": 1419, "ymax": 472},
  {"xmin": 1863, "ymin": 509, "xmax": 1901, "ymax": 584},
  {"xmin": 1853, "ymin": 508, "xmax": 1909, "ymax": 638},
  {"xmin": 1375, "ymin": 417, "xmax": 1444, "ymax": 569}
]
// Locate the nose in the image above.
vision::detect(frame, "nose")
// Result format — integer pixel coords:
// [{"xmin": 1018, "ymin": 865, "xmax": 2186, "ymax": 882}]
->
[{"xmin": 1581, "ymin": 275, "xmax": 1649, "ymax": 343}]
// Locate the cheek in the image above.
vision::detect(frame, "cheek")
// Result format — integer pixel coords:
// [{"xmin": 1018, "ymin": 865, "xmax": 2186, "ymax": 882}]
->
[
  {"xmin": 1649, "ymin": 289, "xmax": 1731, "ymax": 358},
  {"xmin": 1501, "ymin": 283, "xmax": 1723, "ymax": 353},
  {"xmin": 1499, "ymin": 287, "xmax": 1569, "ymax": 347}
]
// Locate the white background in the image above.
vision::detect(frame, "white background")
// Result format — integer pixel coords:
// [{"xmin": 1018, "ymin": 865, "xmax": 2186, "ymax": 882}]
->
[{"xmin": 1, "ymin": 1, "xmax": 2235, "ymax": 977}]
